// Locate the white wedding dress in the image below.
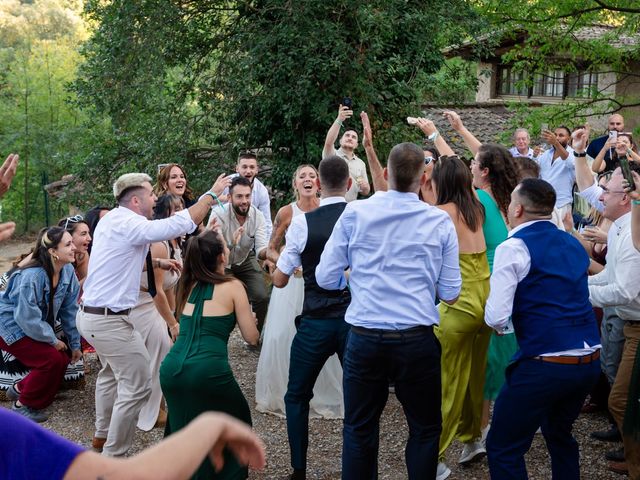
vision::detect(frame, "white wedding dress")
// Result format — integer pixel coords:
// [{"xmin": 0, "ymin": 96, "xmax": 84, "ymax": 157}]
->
[{"xmin": 255, "ymin": 202, "xmax": 344, "ymax": 419}]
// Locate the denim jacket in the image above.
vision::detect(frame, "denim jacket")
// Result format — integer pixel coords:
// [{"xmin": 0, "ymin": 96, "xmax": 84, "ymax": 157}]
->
[{"xmin": 0, "ymin": 264, "xmax": 80, "ymax": 350}]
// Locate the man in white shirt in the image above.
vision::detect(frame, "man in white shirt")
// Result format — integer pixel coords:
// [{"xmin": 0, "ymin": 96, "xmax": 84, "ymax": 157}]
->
[
  {"xmin": 585, "ymin": 166, "xmax": 640, "ymax": 477},
  {"xmin": 77, "ymin": 172, "xmax": 229, "ymax": 457},
  {"xmin": 322, "ymin": 104, "xmax": 370, "ymax": 202},
  {"xmin": 484, "ymin": 178, "xmax": 600, "ymax": 480},
  {"xmin": 535, "ymin": 126, "xmax": 575, "ymax": 219},
  {"xmin": 508, "ymin": 128, "xmax": 535, "ymax": 159}
]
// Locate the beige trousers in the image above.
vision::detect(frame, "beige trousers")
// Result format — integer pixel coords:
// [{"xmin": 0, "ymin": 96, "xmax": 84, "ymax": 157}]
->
[
  {"xmin": 609, "ymin": 323, "xmax": 640, "ymax": 480},
  {"xmin": 77, "ymin": 310, "xmax": 151, "ymax": 457}
]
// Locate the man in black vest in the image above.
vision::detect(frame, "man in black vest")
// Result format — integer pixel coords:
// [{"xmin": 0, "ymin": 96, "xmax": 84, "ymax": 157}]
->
[{"xmin": 271, "ymin": 155, "xmax": 352, "ymax": 480}]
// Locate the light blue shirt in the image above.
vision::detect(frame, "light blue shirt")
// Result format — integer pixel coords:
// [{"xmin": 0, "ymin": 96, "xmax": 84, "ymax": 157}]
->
[
  {"xmin": 536, "ymin": 147, "xmax": 576, "ymax": 208},
  {"xmin": 276, "ymin": 197, "xmax": 346, "ymax": 276},
  {"xmin": 315, "ymin": 190, "xmax": 461, "ymax": 330}
]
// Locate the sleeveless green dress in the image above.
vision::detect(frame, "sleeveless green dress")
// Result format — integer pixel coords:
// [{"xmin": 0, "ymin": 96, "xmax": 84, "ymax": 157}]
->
[
  {"xmin": 160, "ymin": 282, "xmax": 251, "ymax": 480},
  {"xmin": 477, "ymin": 189, "xmax": 519, "ymax": 401}
]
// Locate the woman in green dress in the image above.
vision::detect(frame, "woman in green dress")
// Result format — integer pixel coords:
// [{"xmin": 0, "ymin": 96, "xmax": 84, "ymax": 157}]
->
[
  {"xmin": 470, "ymin": 143, "xmax": 520, "ymax": 439},
  {"xmin": 160, "ymin": 230, "xmax": 259, "ymax": 480}
]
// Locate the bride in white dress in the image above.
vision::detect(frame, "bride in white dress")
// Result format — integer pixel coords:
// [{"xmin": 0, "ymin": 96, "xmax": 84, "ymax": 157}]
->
[{"xmin": 255, "ymin": 164, "xmax": 344, "ymax": 419}]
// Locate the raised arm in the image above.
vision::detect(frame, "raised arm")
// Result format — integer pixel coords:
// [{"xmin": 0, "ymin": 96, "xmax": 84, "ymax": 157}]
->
[
  {"xmin": 572, "ymin": 128, "xmax": 597, "ymax": 192},
  {"xmin": 591, "ymin": 141, "xmax": 612, "ymax": 173},
  {"xmin": 360, "ymin": 111, "xmax": 387, "ymax": 192},
  {"xmin": 322, "ymin": 105, "xmax": 353, "ymax": 158},
  {"xmin": 415, "ymin": 118, "xmax": 456, "ymax": 157},
  {"xmin": 443, "ymin": 111, "xmax": 482, "ymax": 156},
  {"xmin": 542, "ymin": 130, "xmax": 569, "ymax": 160},
  {"xmin": 187, "ymin": 174, "xmax": 232, "ymax": 226}
]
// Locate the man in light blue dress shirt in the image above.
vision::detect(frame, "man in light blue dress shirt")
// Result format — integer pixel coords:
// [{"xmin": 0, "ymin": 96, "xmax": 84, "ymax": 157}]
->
[{"xmin": 316, "ymin": 142, "xmax": 462, "ymax": 480}]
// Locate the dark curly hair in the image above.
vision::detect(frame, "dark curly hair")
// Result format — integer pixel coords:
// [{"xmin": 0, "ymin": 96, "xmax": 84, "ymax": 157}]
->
[{"xmin": 476, "ymin": 143, "xmax": 520, "ymax": 217}]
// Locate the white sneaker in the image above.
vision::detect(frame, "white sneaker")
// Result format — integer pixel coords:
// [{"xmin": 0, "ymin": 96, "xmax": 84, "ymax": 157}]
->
[
  {"xmin": 481, "ymin": 424, "xmax": 490, "ymax": 446},
  {"xmin": 459, "ymin": 438, "xmax": 486, "ymax": 464},
  {"xmin": 436, "ymin": 462, "xmax": 451, "ymax": 480}
]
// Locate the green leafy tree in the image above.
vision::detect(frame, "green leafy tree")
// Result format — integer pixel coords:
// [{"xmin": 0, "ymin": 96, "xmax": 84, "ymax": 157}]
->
[
  {"xmin": 0, "ymin": 0, "xmax": 101, "ymax": 232},
  {"xmin": 74, "ymin": 0, "xmax": 483, "ymax": 202}
]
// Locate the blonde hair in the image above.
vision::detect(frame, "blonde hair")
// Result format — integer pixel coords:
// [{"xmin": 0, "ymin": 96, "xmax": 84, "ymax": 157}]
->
[{"xmin": 291, "ymin": 164, "xmax": 318, "ymax": 200}]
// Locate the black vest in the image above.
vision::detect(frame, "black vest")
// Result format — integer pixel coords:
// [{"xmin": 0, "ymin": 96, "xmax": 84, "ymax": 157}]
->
[{"xmin": 301, "ymin": 202, "xmax": 351, "ymax": 318}]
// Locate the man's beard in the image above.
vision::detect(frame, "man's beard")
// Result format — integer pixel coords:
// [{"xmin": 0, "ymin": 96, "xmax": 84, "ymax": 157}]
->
[{"xmin": 232, "ymin": 203, "xmax": 249, "ymax": 217}]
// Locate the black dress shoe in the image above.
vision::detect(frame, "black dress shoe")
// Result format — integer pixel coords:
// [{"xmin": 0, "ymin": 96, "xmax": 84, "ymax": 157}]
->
[
  {"xmin": 288, "ymin": 469, "xmax": 306, "ymax": 480},
  {"xmin": 605, "ymin": 447, "xmax": 625, "ymax": 462},
  {"xmin": 591, "ymin": 425, "xmax": 622, "ymax": 442}
]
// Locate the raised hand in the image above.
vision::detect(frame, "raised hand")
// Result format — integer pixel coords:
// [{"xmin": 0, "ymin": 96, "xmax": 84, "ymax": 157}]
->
[
  {"xmin": 416, "ymin": 118, "xmax": 437, "ymax": 137},
  {"xmin": 211, "ymin": 173, "xmax": 231, "ymax": 197},
  {"xmin": 337, "ymin": 105, "xmax": 353, "ymax": 123},
  {"xmin": 361, "ymin": 111, "xmax": 373, "ymax": 149},
  {"xmin": 443, "ymin": 111, "xmax": 463, "ymax": 131},
  {"xmin": 0, "ymin": 153, "xmax": 19, "ymax": 197}
]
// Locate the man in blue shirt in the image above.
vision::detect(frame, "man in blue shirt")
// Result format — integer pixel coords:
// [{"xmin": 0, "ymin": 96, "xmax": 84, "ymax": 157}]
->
[{"xmin": 316, "ymin": 142, "xmax": 462, "ymax": 480}]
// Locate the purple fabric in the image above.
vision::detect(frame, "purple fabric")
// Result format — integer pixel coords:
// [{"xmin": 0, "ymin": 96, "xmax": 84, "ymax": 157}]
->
[{"xmin": 0, "ymin": 407, "xmax": 85, "ymax": 479}]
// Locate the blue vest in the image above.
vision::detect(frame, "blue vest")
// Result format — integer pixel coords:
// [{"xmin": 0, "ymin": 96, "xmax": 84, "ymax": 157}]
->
[{"xmin": 511, "ymin": 221, "xmax": 599, "ymax": 360}]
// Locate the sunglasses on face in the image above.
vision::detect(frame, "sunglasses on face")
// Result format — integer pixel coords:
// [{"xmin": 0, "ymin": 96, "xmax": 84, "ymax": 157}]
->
[{"xmin": 424, "ymin": 156, "xmax": 435, "ymax": 165}]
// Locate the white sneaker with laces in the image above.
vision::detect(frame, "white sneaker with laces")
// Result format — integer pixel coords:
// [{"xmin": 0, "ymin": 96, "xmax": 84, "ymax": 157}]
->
[
  {"xmin": 459, "ymin": 438, "xmax": 486, "ymax": 464},
  {"xmin": 436, "ymin": 462, "xmax": 451, "ymax": 480}
]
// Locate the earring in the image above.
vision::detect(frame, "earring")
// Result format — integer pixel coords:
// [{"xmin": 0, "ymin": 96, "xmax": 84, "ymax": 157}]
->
[{"xmin": 52, "ymin": 253, "xmax": 60, "ymax": 262}]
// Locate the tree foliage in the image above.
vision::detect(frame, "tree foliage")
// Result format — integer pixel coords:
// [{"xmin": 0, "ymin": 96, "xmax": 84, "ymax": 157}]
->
[
  {"xmin": 0, "ymin": 0, "xmax": 103, "ymax": 232},
  {"xmin": 472, "ymin": 0, "xmax": 640, "ymax": 126},
  {"xmin": 74, "ymin": 0, "xmax": 483, "ymax": 199}
]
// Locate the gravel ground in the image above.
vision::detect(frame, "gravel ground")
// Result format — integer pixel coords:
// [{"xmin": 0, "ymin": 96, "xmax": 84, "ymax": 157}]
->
[{"xmin": 0, "ymin": 326, "xmax": 626, "ymax": 479}]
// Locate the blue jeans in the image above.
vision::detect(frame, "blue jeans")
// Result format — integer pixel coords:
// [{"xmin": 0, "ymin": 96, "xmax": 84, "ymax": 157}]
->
[
  {"xmin": 342, "ymin": 326, "xmax": 441, "ymax": 480},
  {"xmin": 284, "ymin": 317, "xmax": 349, "ymax": 471},
  {"xmin": 487, "ymin": 357, "xmax": 600, "ymax": 480}
]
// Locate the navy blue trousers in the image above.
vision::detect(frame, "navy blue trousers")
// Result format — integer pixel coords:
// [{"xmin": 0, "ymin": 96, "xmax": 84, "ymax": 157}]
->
[
  {"xmin": 342, "ymin": 326, "xmax": 442, "ymax": 480},
  {"xmin": 284, "ymin": 317, "xmax": 350, "ymax": 471},
  {"xmin": 487, "ymin": 357, "xmax": 600, "ymax": 480}
]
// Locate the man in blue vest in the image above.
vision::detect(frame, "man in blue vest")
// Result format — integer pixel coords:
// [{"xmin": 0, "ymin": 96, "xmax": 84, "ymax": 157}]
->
[
  {"xmin": 484, "ymin": 178, "xmax": 601, "ymax": 479},
  {"xmin": 271, "ymin": 155, "xmax": 352, "ymax": 480}
]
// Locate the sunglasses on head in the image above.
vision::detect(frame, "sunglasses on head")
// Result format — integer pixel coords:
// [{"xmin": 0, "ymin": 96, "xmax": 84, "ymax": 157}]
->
[{"xmin": 63, "ymin": 215, "xmax": 83, "ymax": 230}]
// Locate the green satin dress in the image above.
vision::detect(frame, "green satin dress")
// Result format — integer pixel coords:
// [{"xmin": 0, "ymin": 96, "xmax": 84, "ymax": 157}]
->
[
  {"xmin": 160, "ymin": 282, "xmax": 251, "ymax": 480},
  {"xmin": 477, "ymin": 189, "xmax": 519, "ymax": 401}
]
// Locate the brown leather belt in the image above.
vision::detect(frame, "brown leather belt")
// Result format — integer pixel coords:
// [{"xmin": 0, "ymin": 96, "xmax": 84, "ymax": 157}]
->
[
  {"xmin": 534, "ymin": 350, "xmax": 600, "ymax": 365},
  {"xmin": 82, "ymin": 305, "xmax": 131, "ymax": 316}
]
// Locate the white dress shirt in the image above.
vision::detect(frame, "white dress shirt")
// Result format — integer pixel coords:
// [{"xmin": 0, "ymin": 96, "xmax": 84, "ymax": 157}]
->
[
  {"xmin": 82, "ymin": 207, "xmax": 196, "ymax": 310},
  {"xmin": 485, "ymin": 220, "xmax": 599, "ymax": 356},
  {"xmin": 335, "ymin": 148, "xmax": 369, "ymax": 202},
  {"xmin": 578, "ymin": 181, "xmax": 605, "ymax": 213},
  {"xmin": 536, "ymin": 147, "xmax": 576, "ymax": 208},
  {"xmin": 276, "ymin": 197, "xmax": 345, "ymax": 275},
  {"xmin": 589, "ymin": 212, "xmax": 640, "ymax": 320},
  {"xmin": 315, "ymin": 190, "xmax": 461, "ymax": 330}
]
